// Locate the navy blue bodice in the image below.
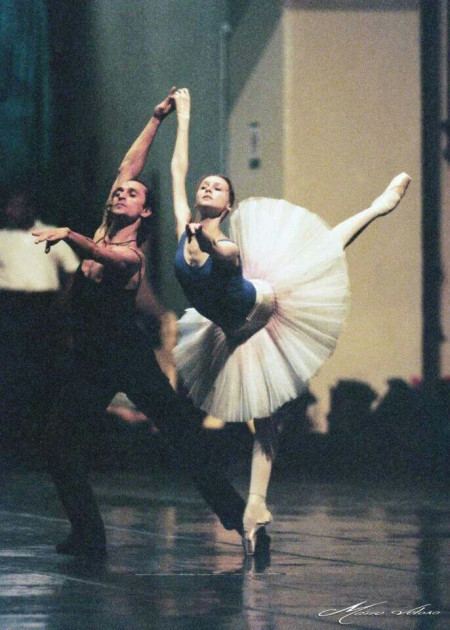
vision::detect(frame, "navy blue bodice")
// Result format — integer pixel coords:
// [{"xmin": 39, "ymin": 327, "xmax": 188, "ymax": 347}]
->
[{"xmin": 174, "ymin": 233, "xmax": 256, "ymax": 333}]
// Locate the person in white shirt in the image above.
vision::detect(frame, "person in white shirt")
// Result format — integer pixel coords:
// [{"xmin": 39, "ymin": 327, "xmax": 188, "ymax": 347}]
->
[
  {"xmin": 0, "ymin": 189, "xmax": 79, "ymax": 292},
  {"xmin": 0, "ymin": 187, "xmax": 79, "ymax": 456}
]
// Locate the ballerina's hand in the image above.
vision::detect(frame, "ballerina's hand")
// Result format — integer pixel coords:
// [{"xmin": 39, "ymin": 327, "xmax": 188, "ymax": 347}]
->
[
  {"xmin": 153, "ymin": 86, "xmax": 176, "ymax": 120},
  {"xmin": 32, "ymin": 227, "xmax": 70, "ymax": 253},
  {"xmin": 186, "ymin": 222, "xmax": 217, "ymax": 253},
  {"xmin": 174, "ymin": 88, "xmax": 191, "ymax": 119},
  {"xmin": 185, "ymin": 222, "xmax": 203, "ymax": 243}
]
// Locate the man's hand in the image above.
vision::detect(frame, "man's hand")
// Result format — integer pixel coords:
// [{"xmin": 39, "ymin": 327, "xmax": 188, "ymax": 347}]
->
[
  {"xmin": 32, "ymin": 227, "xmax": 70, "ymax": 253},
  {"xmin": 153, "ymin": 86, "xmax": 176, "ymax": 120}
]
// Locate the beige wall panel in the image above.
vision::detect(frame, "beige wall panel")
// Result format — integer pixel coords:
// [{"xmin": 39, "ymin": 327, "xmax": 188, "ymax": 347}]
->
[
  {"xmin": 283, "ymin": 4, "xmax": 422, "ymax": 423},
  {"xmin": 229, "ymin": 21, "xmax": 284, "ymax": 200}
]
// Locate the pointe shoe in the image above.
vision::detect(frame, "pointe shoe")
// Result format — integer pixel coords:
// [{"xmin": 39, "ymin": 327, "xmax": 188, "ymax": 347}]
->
[
  {"xmin": 371, "ymin": 172, "xmax": 411, "ymax": 216},
  {"xmin": 242, "ymin": 504, "xmax": 272, "ymax": 556},
  {"xmin": 242, "ymin": 524, "xmax": 272, "ymax": 556}
]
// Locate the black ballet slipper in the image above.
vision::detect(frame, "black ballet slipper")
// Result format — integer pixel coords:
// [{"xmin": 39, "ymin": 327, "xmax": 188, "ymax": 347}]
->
[{"xmin": 56, "ymin": 532, "xmax": 107, "ymax": 558}]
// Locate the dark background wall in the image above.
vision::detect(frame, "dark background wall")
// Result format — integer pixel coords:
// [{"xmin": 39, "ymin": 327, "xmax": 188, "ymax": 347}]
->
[
  {"xmin": 3, "ymin": 0, "xmax": 447, "ymax": 386},
  {"xmin": 1, "ymin": 0, "xmax": 448, "ymax": 475},
  {"xmin": 0, "ymin": 0, "xmax": 51, "ymax": 204},
  {"xmin": 48, "ymin": 0, "xmax": 231, "ymax": 310},
  {"xmin": 4, "ymin": 0, "xmax": 280, "ymax": 311}
]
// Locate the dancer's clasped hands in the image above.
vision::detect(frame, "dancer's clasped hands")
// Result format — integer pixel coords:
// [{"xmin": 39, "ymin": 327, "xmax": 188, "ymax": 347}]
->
[
  {"xmin": 185, "ymin": 222, "xmax": 212, "ymax": 252},
  {"xmin": 185, "ymin": 222, "xmax": 202, "ymax": 241}
]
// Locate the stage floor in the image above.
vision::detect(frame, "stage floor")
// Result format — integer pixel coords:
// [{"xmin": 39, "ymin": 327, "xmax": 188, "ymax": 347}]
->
[{"xmin": 0, "ymin": 471, "xmax": 448, "ymax": 629}]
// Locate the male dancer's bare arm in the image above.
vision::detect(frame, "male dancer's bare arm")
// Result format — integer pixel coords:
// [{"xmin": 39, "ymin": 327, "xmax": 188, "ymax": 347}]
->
[
  {"xmin": 32, "ymin": 227, "xmax": 141, "ymax": 271},
  {"xmin": 109, "ymin": 87, "xmax": 176, "ymax": 198}
]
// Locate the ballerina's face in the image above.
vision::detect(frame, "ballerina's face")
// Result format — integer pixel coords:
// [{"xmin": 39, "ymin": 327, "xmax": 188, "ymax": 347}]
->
[
  {"xmin": 195, "ymin": 175, "xmax": 233, "ymax": 219},
  {"xmin": 110, "ymin": 180, "xmax": 151, "ymax": 222}
]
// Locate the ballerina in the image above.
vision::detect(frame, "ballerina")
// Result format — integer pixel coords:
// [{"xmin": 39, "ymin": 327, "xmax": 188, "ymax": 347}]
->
[{"xmin": 170, "ymin": 87, "xmax": 411, "ymax": 554}]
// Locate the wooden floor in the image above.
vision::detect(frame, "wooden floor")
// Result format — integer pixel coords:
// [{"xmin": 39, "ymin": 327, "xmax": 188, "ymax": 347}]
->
[{"xmin": 0, "ymin": 470, "xmax": 449, "ymax": 629}]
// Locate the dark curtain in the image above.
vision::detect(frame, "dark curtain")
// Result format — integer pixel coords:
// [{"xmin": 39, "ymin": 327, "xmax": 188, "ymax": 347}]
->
[{"xmin": 0, "ymin": 0, "xmax": 51, "ymax": 187}]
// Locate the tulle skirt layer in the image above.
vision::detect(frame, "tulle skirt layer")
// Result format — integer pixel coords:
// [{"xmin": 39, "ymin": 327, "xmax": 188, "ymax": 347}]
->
[{"xmin": 174, "ymin": 197, "xmax": 350, "ymax": 422}]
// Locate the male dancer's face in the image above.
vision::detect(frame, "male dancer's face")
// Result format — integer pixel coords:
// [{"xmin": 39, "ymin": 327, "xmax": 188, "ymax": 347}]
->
[{"xmin": 111, "ymin": 180, "xmax": 151, "ymax": 222}]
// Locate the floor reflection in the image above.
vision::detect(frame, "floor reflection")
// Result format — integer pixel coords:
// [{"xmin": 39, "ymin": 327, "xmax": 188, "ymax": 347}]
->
[{"xmin": 0, "ymin": 472, "xmax": 448, "ymax": 629}]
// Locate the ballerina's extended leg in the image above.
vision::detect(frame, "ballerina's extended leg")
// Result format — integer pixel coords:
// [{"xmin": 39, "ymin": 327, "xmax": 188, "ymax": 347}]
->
[
  {"xmin": 242, "ymin": 418, "xmax": 275, "ymax": 555},
  {"xmin": 332, "ymin": 172, "xmax": 411, "ymax": 248}
]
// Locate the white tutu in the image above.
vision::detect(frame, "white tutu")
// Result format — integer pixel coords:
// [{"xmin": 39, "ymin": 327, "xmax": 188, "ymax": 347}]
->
[{"xmin": 174, "ymin": 197, "xmax": 350, "ymax": 422}]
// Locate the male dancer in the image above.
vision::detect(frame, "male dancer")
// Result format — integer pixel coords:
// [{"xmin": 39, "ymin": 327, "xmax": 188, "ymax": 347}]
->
[{"xmin": 33, "ymin": 90, "xmax": 258, "ymax": 557}]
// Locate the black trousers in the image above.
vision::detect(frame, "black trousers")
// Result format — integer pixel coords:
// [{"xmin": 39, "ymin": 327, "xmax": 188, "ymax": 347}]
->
[{"xmin": 45, "ymin": 337, "xmax": 246, "ymax": 543}]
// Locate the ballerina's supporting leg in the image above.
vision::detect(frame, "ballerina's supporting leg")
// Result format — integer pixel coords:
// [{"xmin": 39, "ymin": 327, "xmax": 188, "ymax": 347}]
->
[
  {"xmin": 331, "ymin": 172, "xmax": 411, "ymax": 249},
  {"xmin": 242, "ymin": 417, "xmax": 276, "ymax": 555}
]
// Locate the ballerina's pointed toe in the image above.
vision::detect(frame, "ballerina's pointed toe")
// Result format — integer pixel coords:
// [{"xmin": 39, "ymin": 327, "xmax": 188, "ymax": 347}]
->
[
  {"xmin": 242, "ymin": 524, "xmax": 272, "ymax": 556},
  {"xmin": 242, "ymin": 511, "xmax": 273, "ymax": 556},
  {"xmin": 371, "ymin": 172, "xmax": 412, "ymax": 216}
]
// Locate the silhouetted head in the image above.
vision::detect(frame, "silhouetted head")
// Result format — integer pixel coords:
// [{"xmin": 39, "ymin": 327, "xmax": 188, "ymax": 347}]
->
[{"xmin": 0, "ymin": 187, "xmax": 37, "ymax": 230}]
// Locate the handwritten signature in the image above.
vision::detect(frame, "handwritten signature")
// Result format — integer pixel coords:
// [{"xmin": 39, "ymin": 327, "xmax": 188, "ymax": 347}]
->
[{"xmin": 318, "ymin": 601, "xmax": 441, "ymax": 625}]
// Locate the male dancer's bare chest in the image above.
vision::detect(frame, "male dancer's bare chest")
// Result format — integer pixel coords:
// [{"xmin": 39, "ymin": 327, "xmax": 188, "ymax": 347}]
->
[{"xmin": 80, "ymin": 258, "xmax": 140, "ymax": 290}]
